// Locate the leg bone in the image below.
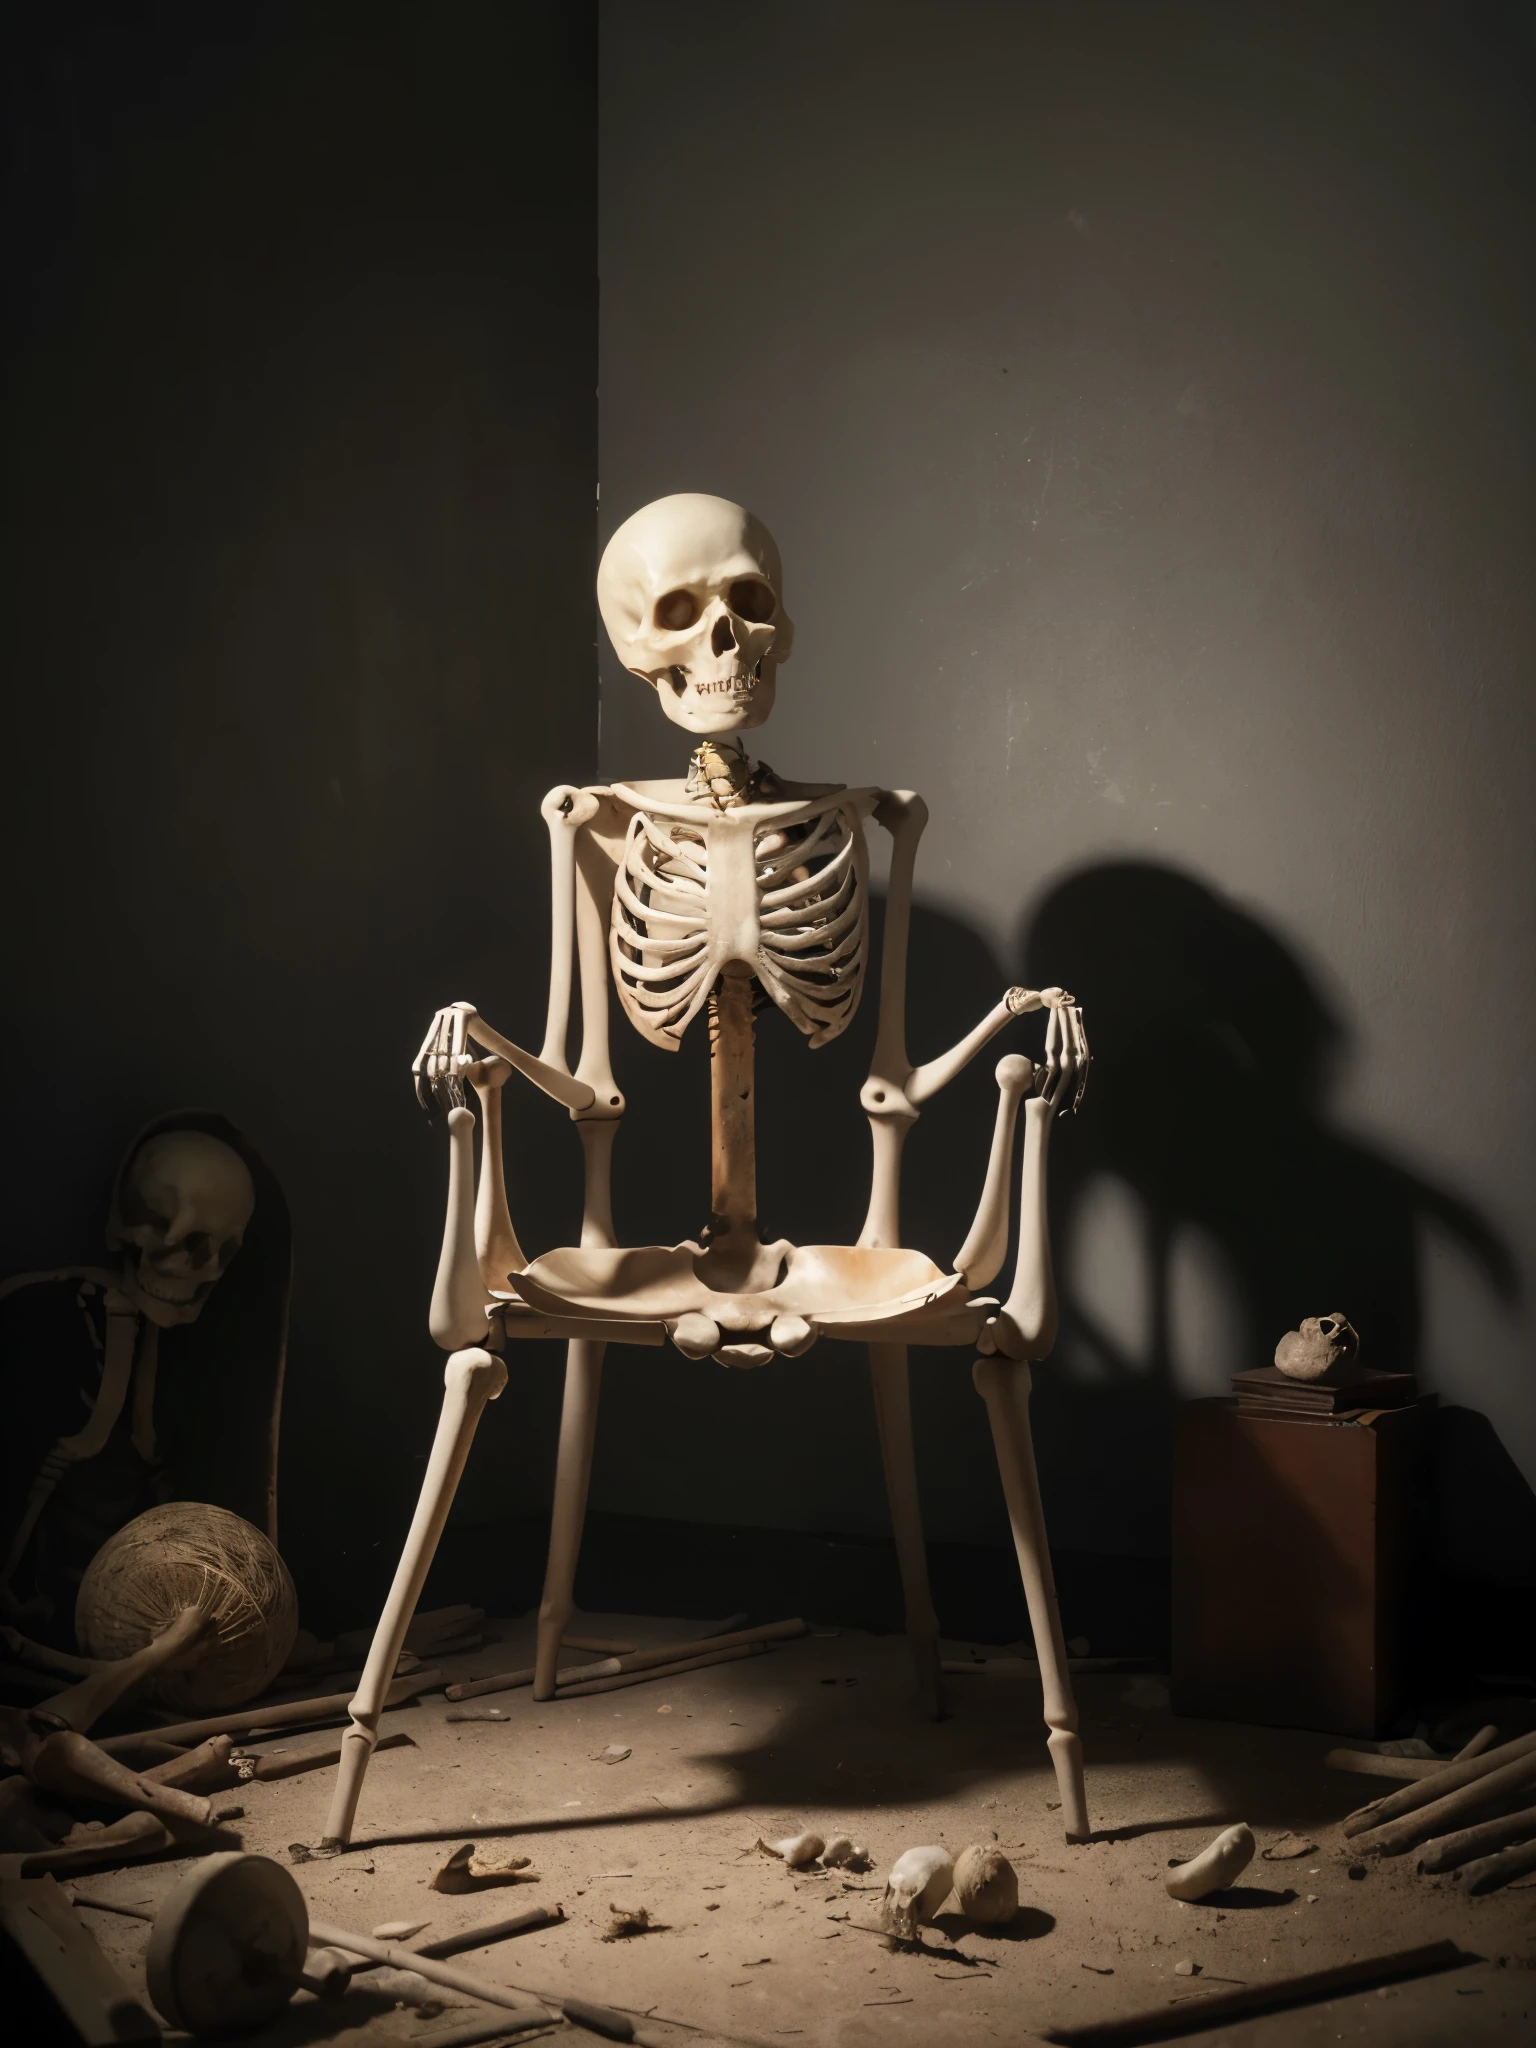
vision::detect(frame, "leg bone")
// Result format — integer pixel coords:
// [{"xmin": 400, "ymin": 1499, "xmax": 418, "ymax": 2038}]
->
[
  {"xmin": 324, "ymin": 1345, "xmax": 506, "ymax": 1846},
  {"xmin": 869, "ymin": 1343, "xmax": 941, "ymax": 1719},
  {"xmin": 973, "ymin": 1354, "xmax": 1089, "ymax": 1841},
  {"xmin": 533, "ymin": 1340, "xmax": 606, "ymax": 1700}
]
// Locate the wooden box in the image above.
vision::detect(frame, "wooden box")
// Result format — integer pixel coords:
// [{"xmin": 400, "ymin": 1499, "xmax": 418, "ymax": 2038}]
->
[{"xmin": 1172, "ymin": 1398, "xmax": 1427, "ymax": 1738}]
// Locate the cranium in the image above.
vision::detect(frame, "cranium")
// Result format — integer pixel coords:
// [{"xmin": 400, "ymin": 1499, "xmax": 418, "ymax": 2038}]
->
[
  {"xmin": 1273, "ymin": 1311, "xmax": 1361, "ymax": 1383},
  {"xmin": 597, "ymin": 493, "xmax": 793, "ymax": 735},
  {"xmin": 108, "ymin": 1131, "xmax": 256, "ymax": 1327},
  {"xmin": 880, "ymin": 1844, "xmax": 954, "ymax": 1939}
]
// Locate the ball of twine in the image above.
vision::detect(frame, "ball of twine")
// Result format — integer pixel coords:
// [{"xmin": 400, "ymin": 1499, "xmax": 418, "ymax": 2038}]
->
[{"xmin": 75, "ymin": 1502, "xmax": 298, "ymax": 1712}]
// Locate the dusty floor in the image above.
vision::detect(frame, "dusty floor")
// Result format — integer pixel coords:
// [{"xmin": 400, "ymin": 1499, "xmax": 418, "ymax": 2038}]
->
[{"xmin": 74, "ymin": 1615, "xmax": 1535, "ymax": 2047}]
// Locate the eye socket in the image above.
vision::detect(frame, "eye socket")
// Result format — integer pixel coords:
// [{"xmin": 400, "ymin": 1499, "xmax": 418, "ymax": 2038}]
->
[
  {"xmin": 654, "ymin": 589, "xmax": 700, "ymax": 631},
  {"xmin": 728, "ymin": 577, "xmax": 776, "ymax": 623}
]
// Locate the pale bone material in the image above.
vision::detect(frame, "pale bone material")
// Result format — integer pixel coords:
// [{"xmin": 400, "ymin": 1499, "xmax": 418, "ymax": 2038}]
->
[
  {"xmin": 765, "ymin": 1832, "xmax": 825, "ymax": 1868},
  {"xmin": 0, "ymin": 1603, "xmax": 221, "ymax": 1832},
  {"xmin": 1273, "ymin": 1312, "xmax": 1361, "ymax": 1383},
  {"xmin": 1164, "ymin": 1823, "xmax": 1256, "ymax": 1900},
  {"xmin": 952, "ymin": 1842, "xmax": 1020, "ymax": 1923},
  {"xmin": 1, "ymin": 1138, "xmax": 252, "ymax": 1609},
  {"xmin": 821, "ymin": 1835, "xmax": 869, "ymax": 1869},
  {"xmin": 108, "ymin": 1131, "xmax": 255, "ymax": 1328},
  {"xmin": 881, "ymin": 1844, "xmax": 955, "ymax": 1938},
  {"xmin": 328, "ymin": 494, "xmax": 1090, "ymax": 1848},
  {"xmin": 596, "ymin": 492, "xmax": 792, "ymax": 735}
]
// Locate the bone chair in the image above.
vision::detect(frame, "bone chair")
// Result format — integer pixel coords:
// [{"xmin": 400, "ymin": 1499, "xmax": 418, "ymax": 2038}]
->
[{"xmin": 324, "ymin": 495, "xmax": 1091, "ymax": 1849}]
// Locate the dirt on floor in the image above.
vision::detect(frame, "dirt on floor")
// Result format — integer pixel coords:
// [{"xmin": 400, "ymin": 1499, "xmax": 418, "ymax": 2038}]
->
[{"xmin": 72, "ymin": 1614, "xmax": 1535, "ymax": 2047}]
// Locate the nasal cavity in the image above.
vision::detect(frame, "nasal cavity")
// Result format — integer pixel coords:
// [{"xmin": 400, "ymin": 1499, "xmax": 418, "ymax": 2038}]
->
[{"xmin": 711, "ymin": 614, "xmax": 737, "ymax": 656}]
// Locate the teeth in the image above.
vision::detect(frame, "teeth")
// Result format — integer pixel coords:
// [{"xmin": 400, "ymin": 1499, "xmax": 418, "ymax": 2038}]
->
[{"xmin": 137, "ymin": 1270, "xmax": 204, "ymax": 1301}]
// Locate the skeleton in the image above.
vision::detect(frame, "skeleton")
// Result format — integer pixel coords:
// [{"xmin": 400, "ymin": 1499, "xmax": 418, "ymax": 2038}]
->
[
  {"xmin": 325, "ymin": 493, "xmax": 1092, "ymax": 1848},
  {"xmin": 109, "ymin": 1132, "xmax": 255, "ymax": 1328},
  {"xmin": 0, "ymin": 1131, "xmax": 255, "ymax": 1613}
]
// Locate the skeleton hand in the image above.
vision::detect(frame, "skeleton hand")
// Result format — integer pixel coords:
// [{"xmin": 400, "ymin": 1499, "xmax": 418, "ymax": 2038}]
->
[
  {"xmin": 1036, "ymin": 990, "xmax": 1090, "ymax": 1116},
  {"xmin": 413, "ymin": 1003, "xmax": 481, "ymax": 1118}
]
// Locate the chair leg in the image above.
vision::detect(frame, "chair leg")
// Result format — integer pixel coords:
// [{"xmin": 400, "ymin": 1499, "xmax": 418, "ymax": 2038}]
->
[
  {"xmin": 973, "ymin": 1354, "xmax": 1089, "ymax": 1841},
  {"xmin": 868, "ymin": 1342, "xmax": 942, "ymax": 1719},
  {"xmin": 325, "ymin": 1345, "xmax": 506, "ymax": 1847},
  {"xmin": 533, "ymin": 1338, "xmax": 606, "ymax": 1701}
]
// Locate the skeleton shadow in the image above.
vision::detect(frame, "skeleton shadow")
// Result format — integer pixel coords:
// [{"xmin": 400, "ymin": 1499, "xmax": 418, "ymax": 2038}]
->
[
  {"xmin": 446, "ymin": 865, "xmax": 1529, "ymax": 1674},
  {"xmin": 1017, "ymin": 859, "xmax": 1530, "ymax": 1604},
  {"xmin": 1022, "ymin": 860, "xmax": 1518, "ymax": 1387}
]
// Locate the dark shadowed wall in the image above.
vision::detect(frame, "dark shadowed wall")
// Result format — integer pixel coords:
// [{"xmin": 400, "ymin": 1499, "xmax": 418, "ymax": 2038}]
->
[
  {"xmin": 4, "ymin": 3, "xmax": 1531, "ymax": 1635},
  {"xmin": 1, "ymin": 3, "xmax": 596, "ymax": 1616},
  {"xmin": 594, "ymin": 1, "xmax": 1536, "ymax": 1577}
]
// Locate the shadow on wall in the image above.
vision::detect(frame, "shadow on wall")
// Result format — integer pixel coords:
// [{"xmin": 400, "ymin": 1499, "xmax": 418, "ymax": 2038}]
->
[
  {"xmin": 1020, "ymin": 859, "xmax": 1532, "ymax": 1583},
  {"xmin": 449, "ymin": 858, "xmax": 1531, "ymax": 1635}
]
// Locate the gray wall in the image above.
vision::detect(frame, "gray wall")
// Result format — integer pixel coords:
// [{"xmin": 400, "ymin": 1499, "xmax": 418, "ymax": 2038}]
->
[
  {"xmin": 594, "ymin": 0, "xmax": 1536, "ymax": 1570},
  {"xmin": 1, "ymin": 3, "xmax": 596, "ymax": 1618}
]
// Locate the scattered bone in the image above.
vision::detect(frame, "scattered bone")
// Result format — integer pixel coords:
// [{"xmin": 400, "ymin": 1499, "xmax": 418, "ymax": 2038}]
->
[
  {"xmin": 1452, "ymin": 1724, "xmax": 1500, "ymax": 1762},
  {"xmin": 1164, "ymin": 1824, "xmax": 1255, "ymax": 1900},
  {"xmin": 1173, "ymin": 1958, "xmax": 1200, "ymax": 1977},
  {"xmin": 308, "ymin": 1917, "xmax": 552, "ymax": 2026},
  {"xmin": 602, "ymin": 1902, "xmax": 653, "ymax": 1940},
  {"xmin": 1346, "ymin": 1732, "xmax": 1536, "ymax": 1856},
  {"xmin": 449, "ymin": 1617, "xmax": 803, "ymax": 1703},
  {"xmin": 447, "ymin": 1708, "xmax": 510, "ymax": 1722},
  {"xmin": 1417, "ymin": 1801, "xmax": 1536, "ymax": 1875},
  {"xmin": 760, "ymin": 1832, "xmax": 825, "ymax": 1868},
  {"xmin": 302, "ymin": 1945, "xmax": 355, "ymax": 1998},
  {"xmin": 822, "ymin": 1836, "xmax": 872, "ymax": 1871},
  {"xmin": 1262, "ymin": 1833, "xmax": 1319, "ymax": 1861},
  {"xmin": 881, "ymin": 1846, "xmax": 955, "ymax": 1938},
  {"xmin": 562, "ymin": 1635, "xmax": 639, "ymax": 1656},
  {"xmin": 953, "ymin": 1843, "xmax": 1019, "ymax": 1923},
  {"xmin": 246, "ymin": 1730, "xmax": 414, "ymax": 1782},
  {"xmin": 0, "ymin": 1812, "xmax": 174, "ymax": 1880},
  {"xmin": 346, "ymin": 1905, "xmax": 567, "ymax": 1984},
  {"xmin": 96, "ymin": 1666, "xmax": 440, "ymax": 1754},
  {"xmin": 591, "ymin": 1744, "xmax": 632, "ymax": 1764},
  {"xmin": 418, "ymin": 1905, "xmax": 564, "ymax": 1954},
  {"xmin": 1459, "ymin": 1836, "xmax": 1536, "ymax": 1894},
  {"xmin": 432, "ymin": 1843, "xmax": 538, "ymax": 1894},
  {"xmin": 137, "ymin": 1733, "xmax": 235, "ymax": 1791},
  {"xmin": 557, "ymin": 1643, "xmax": 763, "ymax": 1698},
  {"xmin": 374, "ymin": 1918, "xmax": 431, "ymax": 1941},
  {"xmin": 1326, "ymin": 1747, "xmax": 1446, "ymax": 1782}
]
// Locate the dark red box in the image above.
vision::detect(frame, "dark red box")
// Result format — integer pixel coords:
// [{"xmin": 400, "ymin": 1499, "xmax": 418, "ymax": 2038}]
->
[{"xmin": 1172, "ymin": 1398, "xmax": 1428, "ymax": 1738}]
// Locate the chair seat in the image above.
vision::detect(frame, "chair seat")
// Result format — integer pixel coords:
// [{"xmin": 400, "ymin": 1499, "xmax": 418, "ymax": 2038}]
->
[{"xmin": 495, "ymin": 1239, "xmax": 993, "ymax": 1349}]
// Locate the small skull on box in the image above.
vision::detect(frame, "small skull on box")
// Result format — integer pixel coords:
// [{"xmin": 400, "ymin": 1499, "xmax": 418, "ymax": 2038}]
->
[{"xmin": 1273, "ymin": 1312, "xmax": 1361, "ymax": 1384}]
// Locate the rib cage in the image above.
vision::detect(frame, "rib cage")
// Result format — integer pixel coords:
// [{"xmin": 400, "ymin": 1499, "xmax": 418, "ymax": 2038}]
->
[{"xmin": 609, "ymin": 798, "xmax": 868, "ymax": 1048}]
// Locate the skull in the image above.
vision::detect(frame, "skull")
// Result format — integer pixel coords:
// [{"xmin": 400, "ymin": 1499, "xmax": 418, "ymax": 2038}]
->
[
  {"xmin": 880, "ymin": 1844, "xmax": 955, "ymax": 1939},
  {"xmin": 597, "ymin": 493, "xmax": 793, "ymax": 735},
  {"xmin": 1273, "ymin": 1311, "xmax": 1361, "ymax": 1383},
  {"xmin": 107, "ymin": 1132, "xmax": 256, "ymax": 1327}
]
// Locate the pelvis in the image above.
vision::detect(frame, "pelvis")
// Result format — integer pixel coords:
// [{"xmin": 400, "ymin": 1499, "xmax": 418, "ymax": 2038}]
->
[{"xmin": 501, "ymin": 1240, "xmax": 988, "ymax": 1363}]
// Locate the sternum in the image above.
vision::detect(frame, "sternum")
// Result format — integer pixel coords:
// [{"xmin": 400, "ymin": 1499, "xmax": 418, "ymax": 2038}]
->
[{"xmin": 708, "ymin": 971, "xmax": 758, "ymax": 1252}]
